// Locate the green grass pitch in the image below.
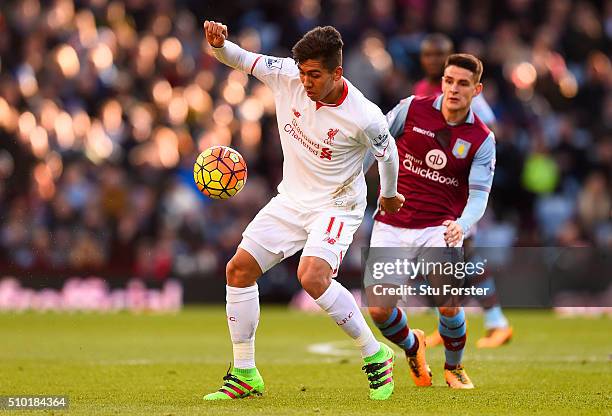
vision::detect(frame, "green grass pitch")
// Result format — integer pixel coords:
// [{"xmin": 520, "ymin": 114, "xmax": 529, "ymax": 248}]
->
[{"xmin": 1, "ymin": 307, "xmax": 610, "ymax": 415}]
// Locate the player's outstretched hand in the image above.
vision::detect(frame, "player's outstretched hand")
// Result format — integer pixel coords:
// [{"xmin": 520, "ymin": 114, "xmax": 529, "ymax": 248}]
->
[
  {"xmin": 380, "ymin": 193, "xmax": 405, "ymax": 214},
  {"xmin": 442, "ymin": 220, "xmax": 464, "ymax": 247},
  {"xmin": 204, "ymin": 20, "xmax": 228, "ymax": 48}
]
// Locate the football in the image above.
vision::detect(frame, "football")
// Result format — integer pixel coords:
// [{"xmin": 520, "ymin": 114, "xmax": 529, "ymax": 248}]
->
[{"xmin": 193, "ymin": 146, "xmax": 247, "ymax": 199}]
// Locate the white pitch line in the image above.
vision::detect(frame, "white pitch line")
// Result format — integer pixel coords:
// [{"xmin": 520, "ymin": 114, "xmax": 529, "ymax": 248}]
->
[
  {"xmin": 88, "ymin": 356, "xmax": 341, "ymax": 366},
  {"xmin": 306, "ymin": 341, "xmax": 360, "ymax": 357},
  {"xmin": 306, "ymin": 341, "xmax": 609, "ymax": 364}
]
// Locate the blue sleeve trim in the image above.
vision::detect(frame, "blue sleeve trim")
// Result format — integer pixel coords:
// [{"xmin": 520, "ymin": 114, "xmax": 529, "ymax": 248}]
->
[
  {"xmin": 386, "ymin": 96, "xmax": 414, "ymax": 138},
  {"xmin": 469, "ymin": 184, "xmax": 491, "ymax": 192}
]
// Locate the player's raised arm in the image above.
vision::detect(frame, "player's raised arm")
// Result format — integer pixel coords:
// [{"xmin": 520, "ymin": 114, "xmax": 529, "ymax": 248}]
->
[
  {"xmin": 204, "ymin": 20, "xmax": 259, "ymax": 73},
  {"xmin": 363, "ymin": 119, "xmax": 404, "ymax": 213},
  {"xmin": 204, "ymin": 20, "xmax": 292, "ymax": 89}
]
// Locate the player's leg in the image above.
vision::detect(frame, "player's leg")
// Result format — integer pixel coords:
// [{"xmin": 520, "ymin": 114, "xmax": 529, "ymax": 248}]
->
[
  {"xmin": 225, "ymin": 247, "xmax": 263, "ymax": 370},
  {"xmin": 204, "ymin": 196, "xmax": 301, "ymax": 400},
  {"xmin": 430, "ymin": 295, "xmax": 473, "ymax": 388},
  {"xmin": 478, "ymin": 307, "xmax": 513, "ymax": 348},
  {"xmin": 463, "ymin": 239, "xmax": 512, "ymax": 348},
  {"xmin": 366, "ymin": 229, "xmax": 418, "ymax": 355},
  {"xmin": 423, "ymin": 226, "xmax": 473, "ymax": 388},
  {"xmin": 369, "ymin": 305, "xmax": 432, "ymax": 387},
  {"xmin": 365, "ymin": 220, "xmax": 431, "ymax": 387},
  {"xmin": 425, "ymin": 312, "xmax": 444, "ymax": 347},
  {"xmin": 204, "ymin": 246, "xmax": 276, "ymax": 400},
  {"xmin": 425, "ymin": 229, "xmax": 456, "ymax": 348},
  {"xmin": 298, "ymin": 256, "xmax": 379, "ymax": 357},
  {"xmin": 468, "ymin": 270, "xmax": 513, "ymax": 348},
  {"xmin": 369, "ymin": 306, "xmax": 417, "ymax": 355},
  {"xmin": 438, "ymin": 305, "xmax": 473, "ymax": 389},
  {"xmin": 301, "ymin": 213, "xmax": 393, "ymax": 400},
  {"xmin": 298, "ymin": 256, "xmax": 394, "ymax": 400}
]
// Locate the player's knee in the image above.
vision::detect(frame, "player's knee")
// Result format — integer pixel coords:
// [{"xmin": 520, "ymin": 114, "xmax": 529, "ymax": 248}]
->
[
  {"xmin": 298, "ymin": 262, "xmax": 331, "ymax": 299},
  {"xmin": 438, "ymin": 306, "xmax": 460, "ymax": 317},
  {"xmin": 226, "ymin": 256, "xmax": 258, "ymax": 287},
  {"xmin": 299, "ymin": 273, "xmax": 331, "ymax": 299},
  {"xmin": 368, "ymin": 306, "xmax": 393, "ymax": 324}
]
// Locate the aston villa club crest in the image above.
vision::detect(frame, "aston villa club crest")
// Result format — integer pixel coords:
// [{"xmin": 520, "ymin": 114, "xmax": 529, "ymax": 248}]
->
[
  {"xmin": 452, "ymin": 138, "xmax": 471, "ymax": 159},
  {"xmin": 324, "ymin": 128, "xmax": 339, "ymax": 145}
]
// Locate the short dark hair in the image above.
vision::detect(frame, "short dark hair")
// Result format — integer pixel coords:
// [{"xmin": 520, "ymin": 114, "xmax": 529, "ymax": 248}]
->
[
  {"xmin": 292, "ymin": 26, "xmax": 343, "ymax": 72},
  {"xmin": 444, "ymin": 53, "xmax": 483, "ymax": 83}
]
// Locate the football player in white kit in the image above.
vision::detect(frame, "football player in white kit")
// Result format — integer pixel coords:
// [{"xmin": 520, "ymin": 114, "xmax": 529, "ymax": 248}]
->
[{"xmin": 202, "ymin": 21, "xmax": 404, "ymax": 401}]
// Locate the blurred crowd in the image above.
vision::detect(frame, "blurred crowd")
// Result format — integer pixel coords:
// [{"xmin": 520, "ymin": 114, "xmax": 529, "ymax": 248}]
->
[
  {"xmin": 0, "ymin": 276, "xmax": 183, "ymax": 312},
  {"xmin": 0, "ymin": 0, "xmax": 610, "ymax": 282}
]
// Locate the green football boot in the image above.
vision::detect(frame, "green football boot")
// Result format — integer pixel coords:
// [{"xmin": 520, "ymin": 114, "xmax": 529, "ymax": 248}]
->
[
  {"xmin": 362, "ymin": 342, "xmax": 395, "ymax": 400},
  {"xmin": 203, "ymin": 365, "xmax": 265, "ymax": 400}
]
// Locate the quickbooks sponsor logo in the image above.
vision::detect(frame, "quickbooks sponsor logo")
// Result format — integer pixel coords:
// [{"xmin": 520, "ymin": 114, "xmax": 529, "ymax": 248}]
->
[
  {"xmin": 425, "ymin": 149, "xmax": 447, "ymax": 170},
  {"xmin": 403, "ymin": 153, "xmax": 459, "ymax": 186}
]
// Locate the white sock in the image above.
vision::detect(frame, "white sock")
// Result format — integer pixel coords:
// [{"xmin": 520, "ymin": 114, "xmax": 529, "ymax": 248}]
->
[
  {"xmin": 226, "ymin": 284, "xmax": 259, "ymax": 369},
  {"xmin": 315, "ymin": 280, "xmax": 380, "ymax": 358}
]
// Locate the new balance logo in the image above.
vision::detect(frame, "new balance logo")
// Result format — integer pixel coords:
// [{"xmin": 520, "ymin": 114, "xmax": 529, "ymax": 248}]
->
[{"xmin": 320, "ymin": 147, "xmax": 333, "ymax": 160}]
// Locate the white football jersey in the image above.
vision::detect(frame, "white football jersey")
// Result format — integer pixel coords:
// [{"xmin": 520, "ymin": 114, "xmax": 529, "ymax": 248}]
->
[{"xmin": 246, "ymin": 54, "xmax": 393, "ymax": 211}]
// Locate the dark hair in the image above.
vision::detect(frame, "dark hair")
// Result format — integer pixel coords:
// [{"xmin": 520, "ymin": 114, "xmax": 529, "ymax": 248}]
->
[
  {"xmin": 444, "ymin": 53, "xmax": 483, "ymax": 83},
  {"xmin": 292, "ymin": 26, "xmax": 343, "ymax": 72}
]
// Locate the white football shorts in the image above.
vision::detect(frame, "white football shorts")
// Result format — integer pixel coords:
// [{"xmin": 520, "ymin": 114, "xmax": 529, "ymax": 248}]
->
[
  {"xmin": 365, "ymin": 221, "xmax": 464, "ymax": 289},
  {"xmin": 370, "ymin": 221, "xmax": 463, "ymax": 248},
  {"xmin": 239, "ymin": 193, "xmax": 364, "ymax": 276}
]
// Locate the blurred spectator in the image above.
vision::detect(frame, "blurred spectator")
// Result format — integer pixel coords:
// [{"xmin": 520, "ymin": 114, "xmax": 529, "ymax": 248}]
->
[{"xmin": 577, "ymin": 171, "xmax": 611, "ymax": 237}]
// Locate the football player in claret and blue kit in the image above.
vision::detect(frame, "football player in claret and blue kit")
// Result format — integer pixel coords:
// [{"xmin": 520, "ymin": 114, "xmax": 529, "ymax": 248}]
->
[
  {"xmin": 364, "ymin": 53, "xmax": 496, "ymax": 389},
  {"xmin": 415, "ymin": 33, "xmax": 512, "ymax": 350}
]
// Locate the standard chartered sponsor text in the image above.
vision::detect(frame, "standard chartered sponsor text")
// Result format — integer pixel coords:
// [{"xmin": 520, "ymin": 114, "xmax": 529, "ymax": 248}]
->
[{"xmin": 284, "ymin": 119, "xmax": 320, "ymax": 155}]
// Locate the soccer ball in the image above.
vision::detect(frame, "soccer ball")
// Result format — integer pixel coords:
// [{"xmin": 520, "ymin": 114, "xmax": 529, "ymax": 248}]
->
[{"xmin": 193, "ymin": 146, "xmax": 247, "ymax": 199}]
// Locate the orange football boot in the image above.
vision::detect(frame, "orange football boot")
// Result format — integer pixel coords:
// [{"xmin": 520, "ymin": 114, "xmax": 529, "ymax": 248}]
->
[
  {"xmin": 425, "ymin": 329, "xmax": 443, "ymax": 348},
  {"xmin": 406, "ymin": 329, "xmax": 432, "ymax": 386},
  {"xmin": 476, "ymin": 327, "xmax": 513, "ymax": 348},
  {"xmin": 444, "ymin": 365, "xmax": 474, "ymax": 389}
]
